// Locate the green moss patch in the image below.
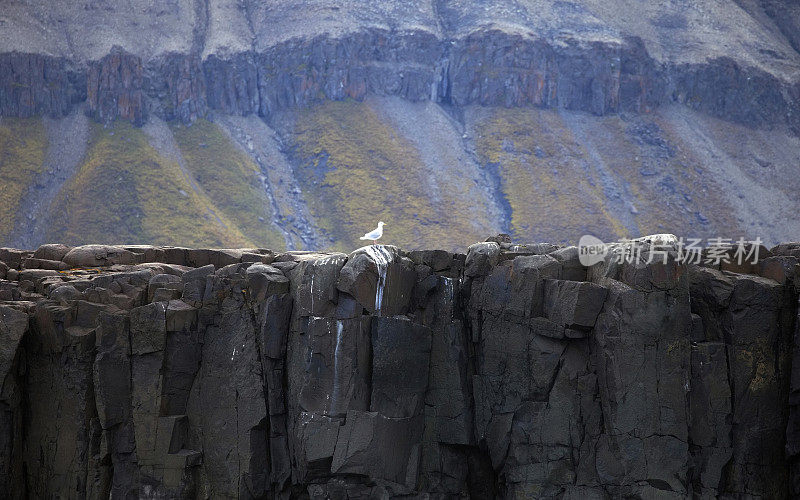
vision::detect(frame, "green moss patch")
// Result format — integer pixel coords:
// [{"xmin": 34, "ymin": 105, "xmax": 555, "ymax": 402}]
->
[
  {"xmin": 46, "ymin": 121, "xmax": 251, "ymax": 247},
  {"xmin": 472, "ymin": 107, "xmax": 628, "ymax": 243},
  {"xmin": 290, "ymin": 100, "xmax": 485, "ymax": 251},
  {"xmin": 171, "ymin": 119, "xmax": 285, "ymax": 250},
  {"xmin": 0, "ymin": 118, "xmax": 47, "ymax": 242}
]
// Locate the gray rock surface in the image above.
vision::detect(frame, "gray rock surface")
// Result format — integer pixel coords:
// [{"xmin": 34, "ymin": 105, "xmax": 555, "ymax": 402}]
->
[{"xmin": 0, "ymin": 238, "xmax": 798, "ymax": 497}]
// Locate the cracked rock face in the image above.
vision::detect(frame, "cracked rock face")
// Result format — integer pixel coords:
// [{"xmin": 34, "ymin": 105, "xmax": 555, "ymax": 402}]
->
[{"xmin": 0, "ymin": 240, "xmax": 798, "ymax": 497}]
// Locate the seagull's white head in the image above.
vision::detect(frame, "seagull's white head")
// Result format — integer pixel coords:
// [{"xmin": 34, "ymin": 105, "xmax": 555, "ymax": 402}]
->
[{"xmin": 378, "ymin": 221, "xmax": 385, "ymax": 227}]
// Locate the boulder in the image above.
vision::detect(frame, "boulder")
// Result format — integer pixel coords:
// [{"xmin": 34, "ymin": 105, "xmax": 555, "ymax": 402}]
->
[
  {"xmin": 49, "ymin": 284, "xmax": 82, "ymax": 305},
  {"xmin": 337, "ymin": 246, "xmax": 415, "ymax": 316},
  {"xmin": 181, "ymin": 264, "xmax": 215, "ymax": 283},
  {"xmin": 480, "ymin": 254, "xmax": 561, "ymax": 318},
  {"xmin": 465, "ymin": 242, "xmax": 500, "ymax": 277},
  {"xmin": 241, "ymin": 251, "xmax": 275, "ymax": 264},
  {"xmin": 186, "ymin": 248, "xmax": 242, "ymax": 268},
  {"xmin": 122, "ymin": 245, "xmax": 167, "ymax": 264},
  {"xmin": 161, "ymin": 247, "xmax": 190, "ymax": 266},
  {"xmin": 17, "ymin": 269, "xmax": 60, "ymax": 282},
  {"xmin": 0, "ymin": 249, "xmax": 32, "ymax": 269},
  {"xmin": 22, "ymin": 258, "xmax": 70, "ymax": 271},
  {"xmin": 771, "ymin": 242, "xmax": 800, "ymax": 259},
  {"xmin": 407, "ymin": 249, "xmax": 454, "ymax": 272},
  {"xmin": 550, "ymin": 245, "xmax": 587, "ymax": 281},
  {"xmin": 498, "ymin": 242, "xmax": 559, "ymax": 261},
  {"xmin": 32, "ymin": 244, "xmax": 72, "ymax": 262},
  {"xmin": 62, "ymin": 245, "xmax": 139, "ymax": 268},
  {"xmin": 147, "ymin": 273, "xmax": 183, "ymax": 302},
  {"xmin": 151, "ymin": 288, "xmax": 182, "ymax": 302},
  {"xmin": 485, "ymin": 234, "xmax": 512, "ymax": 244},
  {"xmin": 757, "ymin": 256, "xmax": 799, "ymax": 285},
  {"xmin": 83, "ymin": 287, "xmax": 111, "ymax": 304}
]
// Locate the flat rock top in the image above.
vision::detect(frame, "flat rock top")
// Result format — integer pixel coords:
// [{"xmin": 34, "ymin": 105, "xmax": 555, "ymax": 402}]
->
[
  {"xmin": 248, "ymin": 0, "xmax": 441, "ymax": 51},
  {"xmin": 0, "ymin": 0, "xmax": 197, "ymax": 61},
  {"xmin": 441, "ymin": 0, "xmax": 800, "ymax": 78},
  {"xmin": 1, "ymin": 0, "xmax": 798, "ymax": 80}
]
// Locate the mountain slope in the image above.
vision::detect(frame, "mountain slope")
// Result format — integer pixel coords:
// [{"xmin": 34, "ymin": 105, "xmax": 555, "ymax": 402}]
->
[
  {"xmin": 279, "ymin": 100, "xmax": 501, "ymax": 251},
  {"xmin": 170, "ymin": 119, "xmax": 286, "ymax": 249},
  {"xmin": 0, "ymin": 1, "xmax": 799, "ymax": 250},
  {"xmin": 0, "ymin": 118, "xmax": 47, "ymax": 242},
  {"xmin": 44, "ymin": 121, "xmax": 253, "ymax": 247},
  {"xmin": 2, "ymin": 99, "xmax": 799, "ymax": 250}
]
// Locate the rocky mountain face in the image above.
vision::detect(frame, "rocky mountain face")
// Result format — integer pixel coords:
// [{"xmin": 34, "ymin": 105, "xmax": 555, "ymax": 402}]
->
[
  {"xmin": 2, "ymin": 1, "xmax": 800, "ymax": 129},
  {"xmin": 0, "ymin": 238, "xmax": 799, "ymax": 497},
  {"xmin": 1, "ymin": 1, "xmax": 800, "ymax": 251}
]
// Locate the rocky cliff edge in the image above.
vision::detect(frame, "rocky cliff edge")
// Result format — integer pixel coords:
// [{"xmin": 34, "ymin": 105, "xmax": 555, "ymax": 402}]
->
[{"xmin": 1, "ymin": 237, "xmax": 800, "ymax": 497}]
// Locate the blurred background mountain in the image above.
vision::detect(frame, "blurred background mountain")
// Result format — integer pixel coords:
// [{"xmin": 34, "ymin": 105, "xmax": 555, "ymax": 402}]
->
[{"xmin": 1, "ymin": 0, "xmax": 799, "ymax": 251}]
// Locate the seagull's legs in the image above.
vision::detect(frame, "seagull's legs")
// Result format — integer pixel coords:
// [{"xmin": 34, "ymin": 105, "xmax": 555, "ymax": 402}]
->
[{"xmin": 372, "ymin": 240, "xmax": 376, "ymax": 245}]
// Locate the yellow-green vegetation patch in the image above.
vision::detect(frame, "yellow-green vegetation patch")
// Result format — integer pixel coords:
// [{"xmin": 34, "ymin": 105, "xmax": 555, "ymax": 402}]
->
[
  {"xmin": 586, "ymin": 114, "xmax": 738, "ymax": 238},
  {"xmin": 291, "ymin": 100, "xmax": 469, "ymax": 251},
  {"xmin": 171, "ymin": 119, "xmax": 285, "ymax": 250},
  {"xmin": 47, "ymin": 120, "xmax": 251, "ymax": 247},
  {"xmin": 471, "ymin": 108, "xmax": 627, "ymax": 243},
  {"xmin": 0, "ymin": 118, "xmax": 46, "ymax": 242}
]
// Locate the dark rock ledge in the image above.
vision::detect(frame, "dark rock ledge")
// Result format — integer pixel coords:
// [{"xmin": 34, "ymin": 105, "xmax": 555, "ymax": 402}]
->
[
  {"xmin": 2, "ymin": 30, "xmax": 799, "ymax": 132},
  {"xmin": 0, "ymin": 239, "xmax": 799, "ymax": 498}
]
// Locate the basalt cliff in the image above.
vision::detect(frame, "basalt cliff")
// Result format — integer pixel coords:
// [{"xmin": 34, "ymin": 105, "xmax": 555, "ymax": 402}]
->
[
  {"xmin": 2, "ymin": 1, "xmax": 799, "ymax": 128},
  {"xmin": 1, "ymin": 238, "xmax": 800, "ymax": 498},
  {"xmin": 2, "ymin": 1, "xmax": 800, "ymax": 250}
]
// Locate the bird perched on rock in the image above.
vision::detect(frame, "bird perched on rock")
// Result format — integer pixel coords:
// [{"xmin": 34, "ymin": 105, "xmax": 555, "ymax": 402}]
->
[{"xmin": 360, "ymin": 221, "xmax": 385, "ymax": 245}]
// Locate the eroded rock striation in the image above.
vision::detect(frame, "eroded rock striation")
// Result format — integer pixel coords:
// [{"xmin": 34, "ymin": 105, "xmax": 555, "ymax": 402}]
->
[
  {"xmin": 0, "ymin": 239, "xmax": 799, "ymax": 497},
  {"xmin": 1, "ymin": 1, "xmax": 800, "ymax": 131}
]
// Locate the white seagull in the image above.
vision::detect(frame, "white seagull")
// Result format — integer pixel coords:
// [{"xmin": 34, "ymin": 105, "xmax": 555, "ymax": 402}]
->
[{"xmin": 360, "ymin": 221, "xmax": 385, "ymax": 245}]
